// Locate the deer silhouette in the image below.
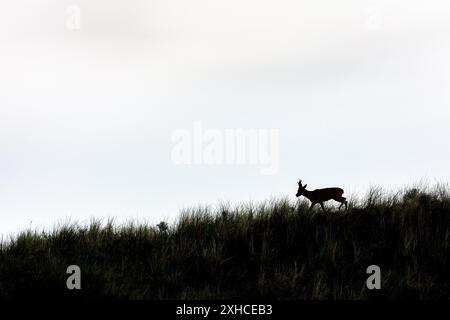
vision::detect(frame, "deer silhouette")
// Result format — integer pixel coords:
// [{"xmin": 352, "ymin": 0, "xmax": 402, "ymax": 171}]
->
[{"xmin": 296, "ymin": 179, "xmax": 348, "ymax": 210}]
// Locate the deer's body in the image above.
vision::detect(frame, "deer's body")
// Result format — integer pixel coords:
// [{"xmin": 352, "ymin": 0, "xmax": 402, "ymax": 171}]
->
[{"xmin": 296, "ymin": 180, "xmax": 348, "ymax": 210}]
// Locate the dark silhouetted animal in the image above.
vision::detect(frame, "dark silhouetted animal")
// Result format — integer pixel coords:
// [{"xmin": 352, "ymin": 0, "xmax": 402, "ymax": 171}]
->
[{"xmin": 296, "ymin": 179, "xmax": 348, "ymax": 210}]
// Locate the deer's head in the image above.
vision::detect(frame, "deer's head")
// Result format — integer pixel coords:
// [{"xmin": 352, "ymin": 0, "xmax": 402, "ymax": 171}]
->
[{"xmin": 296, "ymin": 179, "xmax": 308, "ymax": 197}]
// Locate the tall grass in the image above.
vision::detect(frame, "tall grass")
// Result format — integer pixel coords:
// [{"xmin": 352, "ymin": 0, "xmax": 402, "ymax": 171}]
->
[{"xmin": 0, "ymin": 185, "xmax": 449, "ymax": 299}]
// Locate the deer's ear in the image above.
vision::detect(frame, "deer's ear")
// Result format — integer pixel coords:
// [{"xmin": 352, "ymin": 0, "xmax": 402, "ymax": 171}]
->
[{"xmin": 303, "ymin": 184, "xmax": 307, "ymax": 188}]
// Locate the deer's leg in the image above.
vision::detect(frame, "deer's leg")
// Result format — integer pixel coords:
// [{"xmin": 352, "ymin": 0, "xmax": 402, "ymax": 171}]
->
[
  {"xmin": 341, "ymin": 197, "xmax": 348, "ymax": 210},
  {"xmin": 336, "ymin": 197, "xmax": 347, "ymax": 210},
  {"xmin": 309, "ymin": 202, "xmax": 316, "ymax": 210},
  {"xmin": 320, "ymin": 202, "xmax": 325, "ymax": 211}
]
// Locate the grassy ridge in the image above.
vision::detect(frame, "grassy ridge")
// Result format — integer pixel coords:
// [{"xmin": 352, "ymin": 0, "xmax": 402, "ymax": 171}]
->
[{"xmin": 1, "ymin": 186, "xmax": 450, "ymax": 299}]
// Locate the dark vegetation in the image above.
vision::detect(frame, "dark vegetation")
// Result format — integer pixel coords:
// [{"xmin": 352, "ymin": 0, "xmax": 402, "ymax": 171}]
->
[{"xmin": 0, "ymin": 185, "xmax": 449, "ymax": 299}]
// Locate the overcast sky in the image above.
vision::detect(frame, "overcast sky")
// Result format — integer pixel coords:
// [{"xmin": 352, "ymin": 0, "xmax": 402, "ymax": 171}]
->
[{"xmin": 1, "ymin": 1, "xmax": 450, "ymax": 236}]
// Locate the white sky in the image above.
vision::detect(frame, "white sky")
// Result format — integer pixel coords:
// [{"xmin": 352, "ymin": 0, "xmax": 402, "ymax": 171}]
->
[{"xmin": 1, "ymin": 1, "xmax": 450, "ymax": 236}]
